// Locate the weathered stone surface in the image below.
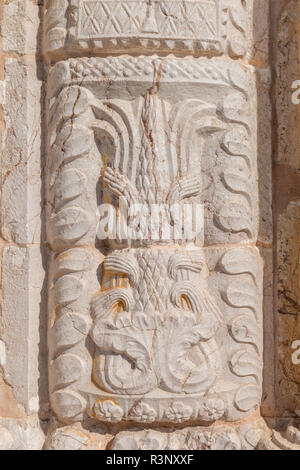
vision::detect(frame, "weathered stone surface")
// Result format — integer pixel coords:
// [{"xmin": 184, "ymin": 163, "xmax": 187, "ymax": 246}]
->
[
  {"xmin": 1, "ymin": 246, "xmax": 46, "ymax": 415},
  {"xmin": 110, "ymin": 418, "xmax": 267, "ymax": 450},
  {"xmin": 40, "ymin": 0, "xmax": 274, "ymax": 450},
  {"xmin": 274, "ymin": 0, "xmax": 300, "ymax": 422},
  {"xmin": 0, "ymin": 417, "xmax": 45, "ymax": 451},
  {"xmin": 44, "ymin": 423, "xmax": 112, "ymax": 450},
  {"xmin": 256, "ymin": 68, "xmax": 273, "ymax": 246},
  {"xmin": 2, "ymin": 0, "xmax": 41, "ymax": 55},
  {"xmin": 46, "ymin": 52, "xmax": 263, "ymax": 425},
  {"xmin": 250, "ymin": 0, "xmax": 270, "ymax": 67},
  {"xmin": 277, "ymin": 202, "xmax": 300, "ymax": 416},
  {"xmin": 47, "ymin": 57, "xmax": 259, "ymax": 248},
  {"xmin": 260, "ymin": 247, "xmax": 275, "ymax": 417},
  {"xmin": 1, "ymin": 59, "xmax": 44, "ymax": 244},
  {"xmin": 44, "ymin": 0, "xmax": 251, "ymax": 60},
  {"xmin": 1, "ymin": 0, "xmax": 299, "ymax": 452},
  {"xmin": 0, "ymin": 0, "xmax": 49, "ymax": 451},
  {"xmin": 258, "ymin": 423, "xmax": 300, "ymax": 450},
  {"xmin": 0, "ymin": 375, "xmax": 25, "ymax": 420}
]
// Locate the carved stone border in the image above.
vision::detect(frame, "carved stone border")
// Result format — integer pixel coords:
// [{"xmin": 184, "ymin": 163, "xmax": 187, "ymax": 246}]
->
[
  {"xmin": 43, "ymin": 0, "xmax": 249, "ymax": 60},
  {"xmin": 46, "ymin": 57, "xmax": 262, "ymax": 424}
]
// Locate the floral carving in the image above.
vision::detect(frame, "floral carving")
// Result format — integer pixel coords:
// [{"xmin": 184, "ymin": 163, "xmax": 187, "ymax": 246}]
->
[
  {"xmin": 165, "ymin": 402, "xmax": 193, "ymax": 423},
  {"xmin": 44, "ymin": 0, "xmax": 249, "ymax": 59}
]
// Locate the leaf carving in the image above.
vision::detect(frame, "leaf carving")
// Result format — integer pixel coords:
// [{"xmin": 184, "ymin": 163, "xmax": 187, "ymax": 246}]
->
[
  {"xmin": 50, "ymin": 312, "xmax": 91, "ymax": 352},
  {"xmin": 230, "ymin": 315, "xmax": 260, "ymax": 352},
  {"xmin": 234, "ymin": 384, "xmax": 261, "ymax": 412},
  {"xmin": 222, "ymin": 93, "xmax": 249, "ymax": 130},
  {"xmin": 219, "ymin": 249, "xmax": 260, "ymax": 283},
  {"xmin": 170, "ymin": 280, "xmax": 223, "ymax": 324},
  {"xmin": 54, "ymin": 168, "xmax": 86, "ymax": 209}
]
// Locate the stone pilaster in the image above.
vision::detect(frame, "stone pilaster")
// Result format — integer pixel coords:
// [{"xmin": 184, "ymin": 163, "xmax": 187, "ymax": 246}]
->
[
  {"xmin": 43, "ymin": 0, "xmax": 272, "ymax": 450},
  {"xmin": 0, "ymin": 0, "xmax": 47, "ymax": 450}
]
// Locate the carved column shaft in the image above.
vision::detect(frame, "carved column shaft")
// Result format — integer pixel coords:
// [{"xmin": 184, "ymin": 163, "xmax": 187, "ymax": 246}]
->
[{"xmin": 44, "ymin": 0, "xmax": 265, "ymax": 447}]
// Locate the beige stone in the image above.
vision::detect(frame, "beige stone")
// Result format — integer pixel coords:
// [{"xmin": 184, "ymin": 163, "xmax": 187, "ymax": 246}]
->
[
  {"xmin": 1, "ymin": 59, "xmax": 44, "ymax": 245},
  {"xmin": 1, "ymin": 246, "xmax": 46, "ymax": 415},
  {"xmin": 110, "ymin": 418, "xmax": 267, "ymax": 450},
  {"xmin": 0, "ymin": 417, "xmax": 45, "ymax": 450},
  {"xmin": 0, "ymin": 0, "xmax": 299, "ymax": 451},
  {"xmin": 45, "ymin": 53, "xmax": 263, "ymax": 426},
  {"xmin": 2, "ymin": 0, "xmax": 41, "ymax": 55},
  {"xmin": 274, "ymin": 0, "xmax": 300, "ymax": 426},
  {"xmin": 44, "ymin": 423, "xmax": 112, "ymax": 450},
  {"xmin": 44, "ymin": 0, "xmax": 251, "ymax": 61}
]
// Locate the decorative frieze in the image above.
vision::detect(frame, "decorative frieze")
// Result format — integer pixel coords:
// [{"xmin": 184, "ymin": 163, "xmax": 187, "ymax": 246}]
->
[{"xmin": 44, "ymin": 0, "xmax": 249, "ymax": 59}]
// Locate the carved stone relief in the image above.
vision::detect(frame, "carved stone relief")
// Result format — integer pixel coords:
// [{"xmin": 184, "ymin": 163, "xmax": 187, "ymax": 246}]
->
[
  {"xmin": 5, "ymin": 0, "xmax": 300, "ymax": 451},
  {"xmin": 44, "ymin": 0, "xmax": 250, "ymax": 59},
  {"xmin": 46, "ymin": 54, "xmax": 263, "ymax": 426}
]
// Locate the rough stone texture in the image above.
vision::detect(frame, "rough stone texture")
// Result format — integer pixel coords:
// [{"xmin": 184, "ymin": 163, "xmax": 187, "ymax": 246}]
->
[
  {"xmin": 46, "ymin": 51, "xmax": 264, "ymax": 426},
  {"xmin": 0, "ymin": 417, "xmax": 45, "ymax": 450},
  {"xmin": 2, "ymin": 0, "xmax": 41, "ymax": 55},
  {"xmin": 109, "ymin": 418, "xmax": 268, "ymax": 450},
  {"xmin": 274, "ymin": 0, "xmax": 300, "ymax": 421},
  {"xmin": 0, "ymin": 0, "xmax": 48, "ymax": 450},
  {"xmin": 44, "ymin": 0, "xmax": 251, "ymax": 61},
  {"xmin": 277, "ymin": 203, "xmax": 300, "ymax": 415},
  {"xmin": 43, "ymin": 0, "xmax": 269, "ymax": 446},
  {"xmin": 44, "ymin": 423, "xmax": 112, "ymax": 450},
  {"xmin": 1, "ymin": 246, "xmax": 45, "ymax": 415},
  {"xmin": 0, "ymin": 0, "xmax": 299, "ymax": 451},
  {"xmin": 1, "ymin": 59, "xmax": 43, "ymax": 245}
]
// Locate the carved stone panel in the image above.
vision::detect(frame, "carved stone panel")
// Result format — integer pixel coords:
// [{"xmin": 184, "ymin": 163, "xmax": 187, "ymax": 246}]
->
[
  {"xmin": 47, "ymin": 57, "xmax": 258, "ymax": 247},
  {"xmin": 44, "ymin": 0, "xmax": 250, "ymax": 59},
  {"xmin": 46, "ymin": 57, "xmax": 262, "ymax": 424}
]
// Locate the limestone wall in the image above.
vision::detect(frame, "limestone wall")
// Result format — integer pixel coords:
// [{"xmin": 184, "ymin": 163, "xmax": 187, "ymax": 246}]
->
[{"xmin": 0, "ymin": 0, "xmax": 298, "ymax": 450}]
